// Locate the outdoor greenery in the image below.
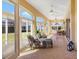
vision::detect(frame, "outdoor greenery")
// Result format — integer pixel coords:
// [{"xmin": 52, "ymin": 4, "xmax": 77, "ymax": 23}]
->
[{"xmin": 2, "ymin": 32, "xmax": 31, "ymax": 47}]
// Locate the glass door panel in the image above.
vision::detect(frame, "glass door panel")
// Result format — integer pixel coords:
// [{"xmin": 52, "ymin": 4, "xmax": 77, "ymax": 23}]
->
[{"xmin": 2, "ymin": 1, "xmax": 15, "ymax": 58}]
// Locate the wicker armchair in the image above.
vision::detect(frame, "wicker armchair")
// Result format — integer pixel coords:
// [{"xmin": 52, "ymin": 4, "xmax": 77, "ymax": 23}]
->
[{"xmin": 27, "ymin": 35, "xmax": 40, "ymax": 49}]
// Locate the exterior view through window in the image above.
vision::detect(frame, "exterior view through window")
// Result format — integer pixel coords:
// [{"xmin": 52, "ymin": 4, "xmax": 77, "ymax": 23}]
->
[
  {"xmin": 2, "ymin": 0, "xmax": 77, "ymax": 59},
  {"xmin": 2, "ymin": 0, "xmax": 15, "ymax": 58},
  {"xmin": 19, "ymin": 6, "xmax": 33, "ymax": 50}
]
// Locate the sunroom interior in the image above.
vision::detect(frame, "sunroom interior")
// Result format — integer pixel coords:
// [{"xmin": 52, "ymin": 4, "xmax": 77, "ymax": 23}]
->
[{"xmin": 2, "ymin": 0, "xmax": 77, "ymax": 59}]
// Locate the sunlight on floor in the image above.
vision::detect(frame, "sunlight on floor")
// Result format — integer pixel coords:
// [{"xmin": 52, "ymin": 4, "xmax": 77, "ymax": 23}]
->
[
  {"xmin": 17, "ymin": 35, "xmax": 76, "ymax": 59},
  {"xmin": 19, "ymin": 48, "xmax": 39, "ymax": 57}
]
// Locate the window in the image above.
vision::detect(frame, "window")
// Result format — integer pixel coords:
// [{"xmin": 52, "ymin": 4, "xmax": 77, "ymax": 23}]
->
[
  {"xmin": 19, "ymin": 6, "xmax": 33, "ymax": 50},
  {"xmin": 20, "ymin": 7, "xmax": 33, "ymax": 20},
  {"xmin": 36, "ymin": 17, "xmax": 44, "ymax": 23},
  {"xmin": 36, "ymin": 17, "xmax": 44, "ymax": 32},
  {"xmin": 2, "ymin": 1, "xmax": 15, "ymax": 58},
  {"xmin": 46, "ymin": 21, "xmax": 49, "ymax": 33},
  {"xmin": 28, "ymin": 24, "xmax": 31, "ymax": 32}
]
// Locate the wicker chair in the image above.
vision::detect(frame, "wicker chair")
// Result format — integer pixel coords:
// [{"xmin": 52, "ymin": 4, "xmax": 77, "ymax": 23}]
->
[{"xmin": 27, "ymin": 35, "xmax": 40, "ymax": 49}]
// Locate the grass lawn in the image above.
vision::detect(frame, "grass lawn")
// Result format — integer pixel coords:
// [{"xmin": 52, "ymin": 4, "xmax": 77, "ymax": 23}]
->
[
  {"xmin": 2, "ymin": 32, "xmax": 31, "ymax": 47},
  {"xmin": 2, "ymin": 33, "xmax": 15, "ymax": 47}
]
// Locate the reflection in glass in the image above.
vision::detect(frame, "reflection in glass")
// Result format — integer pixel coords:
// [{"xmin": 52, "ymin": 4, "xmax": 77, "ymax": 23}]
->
[
  {"xmin": 2, "ymin": 1, "xmax": 15, "ymax": 58},
  {"xmin": 19, "ymin": 6, "xmax": 33, "ymax": 50}
]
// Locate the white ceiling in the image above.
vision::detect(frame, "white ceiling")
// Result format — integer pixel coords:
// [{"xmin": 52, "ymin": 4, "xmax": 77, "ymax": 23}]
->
[{"xmin": 26, "ymin": 0, "xmax": 70, "ymax": 20}]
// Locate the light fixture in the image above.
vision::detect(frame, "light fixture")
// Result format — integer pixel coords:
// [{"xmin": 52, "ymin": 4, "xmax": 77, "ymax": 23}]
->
[
  {"xmin": 50, "ymin": 9, "xmax": 53, "ymax": 13},
  {"xmin": 55, "ymin": 17, "xmax": 58, "ymax": 25},
  {"xmin": 50, "ymin": 5, "xmax": 54, "ymax": 15}
]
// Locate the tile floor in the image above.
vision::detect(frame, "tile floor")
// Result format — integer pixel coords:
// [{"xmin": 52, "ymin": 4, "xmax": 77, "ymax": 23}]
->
[{"xmin": 17, "ymin": 35, "xmax": 77, "ymax": 59}]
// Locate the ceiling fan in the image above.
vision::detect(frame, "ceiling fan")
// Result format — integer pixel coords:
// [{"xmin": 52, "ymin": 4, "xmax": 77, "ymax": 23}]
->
[{"xmin": 49, "ymin": 5, "xmax": 54, "ymax": 15}]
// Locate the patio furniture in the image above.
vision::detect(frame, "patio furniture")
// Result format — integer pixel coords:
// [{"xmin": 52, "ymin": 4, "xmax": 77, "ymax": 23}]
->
[
  {"xmin": 27, "ymin": 35, "xmax": 40, "ymax": 49},
  {"xmin": 38, "ymin": 38, "xmax": 53, "ymax": 48},
  {"xmin": 27, "ymin": 34, "xmax": 53, "ymax": 49}
]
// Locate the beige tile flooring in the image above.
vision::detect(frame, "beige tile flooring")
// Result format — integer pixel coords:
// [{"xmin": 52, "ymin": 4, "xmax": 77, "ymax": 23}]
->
[{"xmin": 17, "ymin": 35, "xmax": 77, "ymax": 59}]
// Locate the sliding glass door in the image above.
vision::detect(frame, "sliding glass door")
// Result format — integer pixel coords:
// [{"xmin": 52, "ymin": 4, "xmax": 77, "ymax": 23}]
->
[
  {"xmin": 2, "ymin": 0, "xmax": 15, "ymax": 58},
  {"xmin": 19, "ymin": 6, "xmax": 33, "ymax": 51}
]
